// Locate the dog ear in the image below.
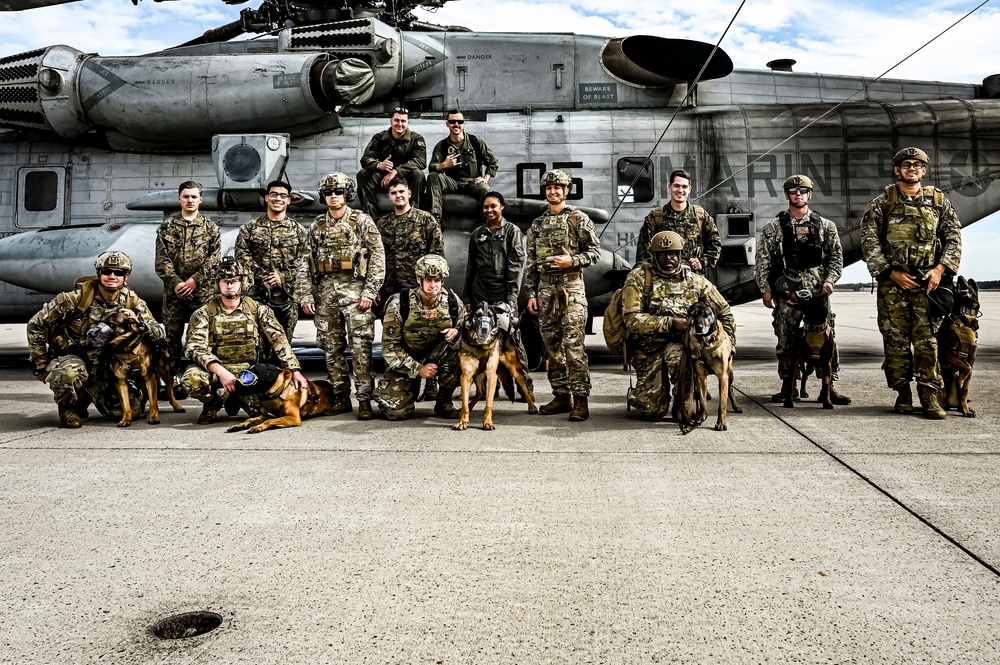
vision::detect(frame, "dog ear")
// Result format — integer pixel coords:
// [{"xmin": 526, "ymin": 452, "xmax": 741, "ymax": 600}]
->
[{"xmin": 967, "ymin": 277, "xmax": 977, "ymax": 294}]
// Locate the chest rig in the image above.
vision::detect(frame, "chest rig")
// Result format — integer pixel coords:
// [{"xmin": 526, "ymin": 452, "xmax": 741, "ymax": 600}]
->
[
  {"xmin": 535, "ymin": 209, "xmax": 579, "ymax": 273},
  {"xmin": 779, "ymin": 211, "xmax": 824, "ymax": 271},
  {"xmin": 206, "ymin": 299, "xmax": 260, "ymax": 364},
  {"xmin": 881, "ymin": 185, "xmax": 944, "ymax": 271}
]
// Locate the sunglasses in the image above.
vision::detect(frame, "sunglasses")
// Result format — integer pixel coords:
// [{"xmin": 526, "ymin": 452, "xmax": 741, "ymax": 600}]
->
[
  {"xmin": 786, "ymin": 187, "xmax": 812, "ymax": 195},
  {"xmin": 392, "ymin": 107, "xmax": 409, "ymax": 115},
  {"xmin": 321, "ymin": 188, "xmax": 347, "ymax": 197},
  {"xmin": 100, "ymin": 269, "xmax": 128, "ymax": 277},
  {"xmin": 447, "ymin": 119, "xmax": 465, "ymax": 125}
]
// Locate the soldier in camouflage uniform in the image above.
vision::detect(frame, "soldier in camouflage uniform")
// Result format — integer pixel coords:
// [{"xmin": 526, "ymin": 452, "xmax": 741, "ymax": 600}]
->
[
  {"xmin": 861, "ymin": 147, "xmax": 962, "ymax": 419},
  {"xmin": 375, "ymin": 255, "xmax": 464, "ymax": 420},
  {"xmin": 28, "ymin": 251, "xmax": 164, "ymax": 427},
  {"xmin": 754, "ymin": 175, "xmax": 851, "ymax": 405},
  {"xmin": 296, "ymin": 172, "xmax": 385, "ymax": 421},
  {"xmin": 427, "ymin": 109, "xmax": 499, "ymax": 221},
  {"xmin": 155, "ymin": 180, "xmax": 221, "ymax": 375},
  {"xmin": 235, "ymin": 180, "xmax": 308, "ymax": 344},
  {"xmin": 182, "ymin": 258, "xmax": 306, "ymax": 425},
  {"xmin": 622, "ymin": 232, "xmax": 735, "ymax": 421},
  {"xmin": 525, "ymin": 169, "xmax": 602, "ymax": 421},
  {"xmin": 357, "ymin": 107, "xmax": 427, "ymax": 218},
  {"xmin": 635, "ymin": 169, "xmax": 721, "ymax": 271}
]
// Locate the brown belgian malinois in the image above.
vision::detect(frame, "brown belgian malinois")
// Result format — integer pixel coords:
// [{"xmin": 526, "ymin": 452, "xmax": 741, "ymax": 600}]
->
[
  {"xmin": 676, "ymin": 300, "xmax": 741, "ymax": 434},
  {"xmin": 938, "ymin": 276, "xmax": 979, "ymax": 417},
  {"xmin": 227, "ymin": 364, "xmax": 338, "ymax": 433}
]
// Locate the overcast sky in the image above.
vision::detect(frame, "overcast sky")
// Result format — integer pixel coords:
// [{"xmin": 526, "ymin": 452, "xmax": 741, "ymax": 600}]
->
[{"xmin": 3, "ymin": 0, "xmax": 999, "ymax": 281}]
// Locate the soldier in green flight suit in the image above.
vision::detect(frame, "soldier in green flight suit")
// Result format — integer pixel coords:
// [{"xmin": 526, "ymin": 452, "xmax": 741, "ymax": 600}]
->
[
  {"xmin": 28, "ymin": 251, "xmax": 164, "ymax": 427},
  {"xmin": 427, "ymin": 109, "xmax": 499, "ymax": 221},
  {"xmin": 861, "ymin": 147, "xmax": 963, "ymax": 419},
  {"xmin": 357, "ymin": 106, "xmax": 427, "ymax": 218},
  {"xmin": 375, "ymin": 255, "xmax": 464, "ymax": 421},
  {"xmin": 622, "ymin": 232, "xmax": 735, "ymax": 421},
  {"xmin": 525, "ymin": 169, "xmax": 602, "ymax": 422},
  {"xmin": 296, "ymin": 172, "xmax": 385, "ymax": 421},
  {"xmin": 182, "ymin": 258, "xmax": 306, "ymax": 425}
]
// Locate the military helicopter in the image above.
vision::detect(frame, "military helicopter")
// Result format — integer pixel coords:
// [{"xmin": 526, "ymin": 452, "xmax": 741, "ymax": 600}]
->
[{"xmin": 0, "ymin": 0, "xmax": 998, "ymax": 335}]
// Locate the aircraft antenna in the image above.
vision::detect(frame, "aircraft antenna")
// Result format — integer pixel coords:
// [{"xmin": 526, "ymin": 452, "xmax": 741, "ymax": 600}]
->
[
  {"xmin": 694, "ymin": 0, "xmax": 992, "ymax": 203},
  {"xmin": 599, "ymin": 0, "xmax": 749, "ymax": 239}
]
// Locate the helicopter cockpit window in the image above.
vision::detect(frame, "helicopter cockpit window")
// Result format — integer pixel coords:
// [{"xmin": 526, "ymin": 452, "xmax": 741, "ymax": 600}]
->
[
  {"xmin": 24, "ymin": 171, "xmax": 58, "ymax": 212},
  {"xmin": 616, "ymin": 157, "xmax": 654, "ymax": 204},
  {"xmin": 17, "ymin": 167, "xmax": 66, "ymax": 228}
]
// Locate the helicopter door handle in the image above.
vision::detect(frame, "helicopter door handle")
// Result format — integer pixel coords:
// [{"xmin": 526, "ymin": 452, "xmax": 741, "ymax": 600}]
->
[
  {"xmin": 457, "ymin": 65, "xmax": 468, "ymax": 92},
  {"xmin": 553, "ymin": 64, "xmax": 564, "ymax": 89}
]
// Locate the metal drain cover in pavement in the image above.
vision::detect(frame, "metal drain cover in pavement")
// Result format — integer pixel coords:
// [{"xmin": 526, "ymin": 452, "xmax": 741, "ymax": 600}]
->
[{"xmin": 150, "ymin": 611, "xmax": 223, "ymax": 640}]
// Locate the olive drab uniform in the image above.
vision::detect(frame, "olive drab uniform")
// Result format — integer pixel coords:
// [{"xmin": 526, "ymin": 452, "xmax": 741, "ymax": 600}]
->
[
  {"xmin": 754, "ymin": 210, "xmax": 844, "ymax": 381},
  {"xmin": 635, "ymin": 204, "xmax": 721, "ymax": 269},
  {"xmin": 235, "ymin": 214, "xmax": 308, "ymax": 343},
  {"xmin": 295, "ymin": 207, "xmax": 385, "ymax": 402},
  {"xmin": 154, "ymin": 212, "xmax": 221, "ymax": 370},
  {"xmin": 375, "ymin": 288, "xmax": 465, "ymax": 420},
  {"xmin": 525, "ymin": 206, "xmax": 602, "ymax": 397},
  {"xmin": 622, "ymin": 265, "xmax": 735, "ymax": 420},
  {"xmin": 27, "ymin": 278, "xmax": 164, "ymax": 418},
  {"xmin": 377, "ymin": 207, "xmax": 445, "ymax": 306},
  {"xmin": 427, "ymin": 133, "xmax": 499, "ymax": 219},
  {"xmin": 861, "ymin": 184, "xmax": 962, "ymax": 390},
  {"xmin": 357, "ymin": 128, "xmax": 428, "ymax": 217},
  {"xmin": 181, "ymin": 296, "xmax": 300, "ymax": 414}
]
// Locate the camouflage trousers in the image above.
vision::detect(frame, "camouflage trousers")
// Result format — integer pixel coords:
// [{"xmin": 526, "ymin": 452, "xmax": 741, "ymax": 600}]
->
[
  {"xmin": 626, "ymin": 340, "xmax": 683, "ymax": 421},
  {"xmin": 162, "ymin": 293, "xmax": 211, "ymax": 374},
  {"xmin": 876, "ymin": 279, "xmax": 943, "ymax": 390},
  {"xmin": 772, "ymin": 297, "xmax": 840, "ymax": 380},
  {"xmin": 315, "ymin": 301, "xmax": 376, "ymax": 400},
  {"xmin": 248, "ymin": 286, "xmax": 299, "ymax": 347},
  {"xmin": 357, "ymin": 168, "xmax": 426, "ymax": 219},
  {"xmin": 43, "ymin": 354, "xmax": 139, "ymax": 419},
  {"xmin": 374, "ymin": 346, "xmax": 461, "ymax": 421},
  {"xmin": 180, "ymin": 363, "xmax": 261, "ymax": 416},
  {"xmin": 427, "ymin": 173, "xmax": 490, "ymax": 219},
  {"xmin": 537, "ymin": 280, "xmax": 591, "ymax": 396}
]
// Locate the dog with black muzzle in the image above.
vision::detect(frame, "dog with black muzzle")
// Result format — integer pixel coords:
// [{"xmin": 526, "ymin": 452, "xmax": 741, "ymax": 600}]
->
[
  {"xmin": 938, "ymin": 275, "xmax": 979, "ymax": 417},
  {"xmin": 676, "ymin": 300, "xmax": 740, "ymax": 433},
  {"xmin": 455, "ymin": 302, "xmax": 537, "ymax": 431},
  {"xmin": 226, "ymin": 363, "xmax": 338, "ymax": 433},
  {"xmin": 784, "ymin": 300, "xmax": 838, "ymax": 410},
  {"xmin": 88, "ymin": 307, "xmax": 185, "ymax": 427}
]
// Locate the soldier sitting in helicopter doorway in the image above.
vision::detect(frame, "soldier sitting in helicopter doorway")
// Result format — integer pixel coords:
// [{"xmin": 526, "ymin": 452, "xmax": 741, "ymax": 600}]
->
[
  {"xmin": 636, "ymin": 169, "xmax": 721, "ymax": 273},
  {"xmin": 357, "ymin": 106, "xmax": 427, "ymax": 220},
  {"xmin": 427, "ymin": 109, "xmax": 499, "ymax": 223}
]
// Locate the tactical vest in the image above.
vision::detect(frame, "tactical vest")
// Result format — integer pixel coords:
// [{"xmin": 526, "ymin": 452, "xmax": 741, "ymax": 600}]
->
[
  {"xmin": 52, "ymin": 278, "xmax": 140, "ymax": 352},
  {"xmin": 647, "ymin": 205, "xmax": 708, "ymax": 259},
  {"xmin": 310, "ymin": 209, "xmax": 363, "ymax": 275},
  {"xmin": 398, "ymin": 288, "xmax": 458, "ymax": 358},
  {"xmin": 205, "ymin": 298, "xmax": 260, "ymax": 364},
  {"xmin": 779, "ymin": 211, "xmax": 824, "ymax": 270},
  {"xmin": 646, "ymin": 268, "xmax": 700, "ymax": 320},
  {"xmin": 534, "ymin": 208, "xmax": 581, "ymax": 272},
  {"xmin": 880, "ymin": 185, "xmax": 944, "ymax": 271}
]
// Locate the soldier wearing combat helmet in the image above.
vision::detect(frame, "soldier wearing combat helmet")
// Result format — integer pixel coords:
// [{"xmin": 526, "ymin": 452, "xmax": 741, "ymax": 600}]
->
[
  {"xmin": 755, "ymin": 174, "xmax": 851, "ymax": 405},
  {"xmin": 295, "ymin": 172, "xmax": 385, "ymax": 420},
  {"xmin": 621, "ymin": 231, "xmax": 735, "ymax": 421},
  {"xmin": 375, "ymin": 254, "xmax": 465, "ymax": 420},
  {"xmin": 525, "ymin": 169, "xmax": 602, "ymax": 421},
  {"xmin": 861, "ymin": 147, "xmax": 962, "ymax": 418},
  {"xmin": 27, "ymin": 251, "xmax": 164, "ymax": 427},
  {"xmin": 182, "ymin": 257, "xmax": 306, "ymax": 425}
]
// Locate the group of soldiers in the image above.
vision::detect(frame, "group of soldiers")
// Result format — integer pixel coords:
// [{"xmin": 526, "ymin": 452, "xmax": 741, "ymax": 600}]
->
[{"xmin": 27, "ymin": 124, "xmax": 963, "ymax": 427}]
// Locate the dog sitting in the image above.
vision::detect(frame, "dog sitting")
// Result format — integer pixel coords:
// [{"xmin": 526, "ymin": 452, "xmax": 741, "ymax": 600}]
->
[
  {"xmin": 454, "ymin": 302, "xmax": 537, "ymax": 431},
  {"xmin": 938, "ymin": 276, "xmax": 979, "ymax": 417},
  {"xmin": 88, "ymin": 307, "xmax": 185, "ymax": 427},
  {"xmin": 227, "ymin": 363, "xmax": 338, "ymax": 433},
  {"xmin": 675, "ymin": 300, "xmax": 741, "ymax": 434}
]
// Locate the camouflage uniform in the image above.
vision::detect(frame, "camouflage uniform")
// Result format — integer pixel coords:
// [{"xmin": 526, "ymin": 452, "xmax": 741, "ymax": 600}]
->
[
  {"xmin": 622, "ymin": 265, "xmax": 735, "ymax": 420},
  {"xmin": 635, "ymin": 204, "xmax": 721, "ymax": 268},
  {"xmin": 27, "ymin": 278, "xmax": 164, "ymax": 419},
  {"xmin": 427, "ymin": 134, "xmax": 498, "ymax": 219},
  {"xmin": 377, "ymin": 207, "xmax": 444, "ymax": 306},
  {"xmin": 375, "ymin": 288, "xmax": 465, "ymax": 420},
  {"xmin": 357, "ymin": 128, "xmax": 427, "ymax": 217},
  {"xmin": 754, "ymin": 211, "xmax": 844, "ymax": 381},
  {"xmin": 235, "ymin": 214, "xmax": 308, "ymax": 343},
  {"xmin": 154, "ymin": 212, "xmax": 221, "ymax": 371},
  {"xmin": 525, "ymin": 206, "xmax": 602, "ymax": 397},
  {"xmin": 181, "ymin": 296, "xmax": 300, "ymax": 415},
  {"xmin": 861, "ymin": 184, "xmax": 962, "ymax": 391},
  {"xmin": 294, "ymin": 207, "xmax": 385, "ymax": 401}
]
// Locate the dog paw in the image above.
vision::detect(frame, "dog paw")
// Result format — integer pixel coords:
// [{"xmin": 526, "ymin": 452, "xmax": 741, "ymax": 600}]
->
[
  {"xmin": 147, "ymin": 417, "xmax": 160, "ymax": 425},
  {"xmin": 483, "ymin": 422, "xmax": 495, "ymax": 431},
  {"xmin": 226, "ymin": 425, "xmax": 243, "ymax": 433},
  {"xmin": 823, "ymin": 403, "xmax": 834, "ymax": 410},
  {"xmin": 783, "ymin": 402, "xmax": 794, "ymax": 409},
  {"xmin": 962, "ymin": 410, "xmax": 977, "ymax": 418},
  {"xmin": 453, "ymin": 421, "xmax": 469, "ymax": 431},
  {"xmin": 247, "ymin": 426, "xmax": 266, "ymax": 434},
  {"xmin": 173, "ymin": 407, "xmax": 186, "ymax": 413},
  {"xmin": 527, "ymin": 406, "xmax": 538, "ymax": 415},
  {"xmin": 731, "ymin": 405, "xmax": 743, "ymax": 413},
  {"xmin": 714, "ymin": 423, "xmax": 727, "ymax": 431}
]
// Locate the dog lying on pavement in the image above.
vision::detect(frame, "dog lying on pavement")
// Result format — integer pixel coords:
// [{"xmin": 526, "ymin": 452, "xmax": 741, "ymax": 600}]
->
[
  {"xmin": 675, "ymin": 300, "xmax": 740, "ymax": 434},
  {"xmin": 226, "ymin": 364, "xmax": 338, "ymax": 433}
]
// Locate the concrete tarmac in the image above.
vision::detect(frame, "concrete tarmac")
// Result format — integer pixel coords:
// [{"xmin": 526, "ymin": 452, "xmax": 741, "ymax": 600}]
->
[{"xmin": 1, "ymin": 292, "xmax": 998, "ymax": 663}]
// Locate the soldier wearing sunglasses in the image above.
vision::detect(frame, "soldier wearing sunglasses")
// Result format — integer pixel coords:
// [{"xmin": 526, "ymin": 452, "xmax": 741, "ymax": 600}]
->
[{"xmin": 427, "ymin": 109, "xmax": 499, "ymax": 222}]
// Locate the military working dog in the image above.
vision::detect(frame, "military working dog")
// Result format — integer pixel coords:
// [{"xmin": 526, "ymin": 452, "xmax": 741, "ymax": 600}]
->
[
  {"xmin": 676, "ymin": 300, "xmax": 740, "ymax": 434},
  {"xmin": 783, "ymin": 301, "xmax": 838, "ymax": 410},
  {"xmin": 938, "ymin": 276, "xmax": 979, "ymax": 417},
  {"xmin": 227, "ymin": 364, "xmax": 338, "ymax": 433},
  {"xmin": 88, "ymin": 307, "xmax": 185, "ymax": 427},
  {"xmin": 454, "ymin": 302, "xmax": 537, "ymax": 431}
]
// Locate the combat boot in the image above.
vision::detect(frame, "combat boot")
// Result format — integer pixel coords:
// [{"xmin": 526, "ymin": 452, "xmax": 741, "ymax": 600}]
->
[
  {"xmin": 420, "ymin": 377, "xmax": 439, "ymax": 402},
  {"xmin": 539, "ymin": 394, "xmax": 573, "ymax": 415},
  {"xmin": 58, "ymin": 404, "xmax": 84, "ymax": 428},
  {"xmin": 198, "ymin": 396, "xmax": 223, "ymax": 425},
  {"xmin": 918, "ymin": 385, "xmax": 946, "ymax": 420},
  {"xmin": 325, "ymin": 396, "xmax": 353, "ymax": 416},
  {"xmin": 356, "ymin": 399, "xmax": 374, "ymax": 421},
  {"xmin": 893, "ymin": 384, "xmax": 914, "ymax": 414},
  {"xmin": 828, "ymin": 384, "xmax": 852, "ymax": 406},
  {"xmin": 568, "ymin": 395, "xmax": 590, "ymax": 422},
  {"xmin": 770, "ymin": 385, "xmax": 798, "ymax": 403},
  {"xmin": 433, "ymin": 388, "xmax": 458, "ymax": 419}
]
